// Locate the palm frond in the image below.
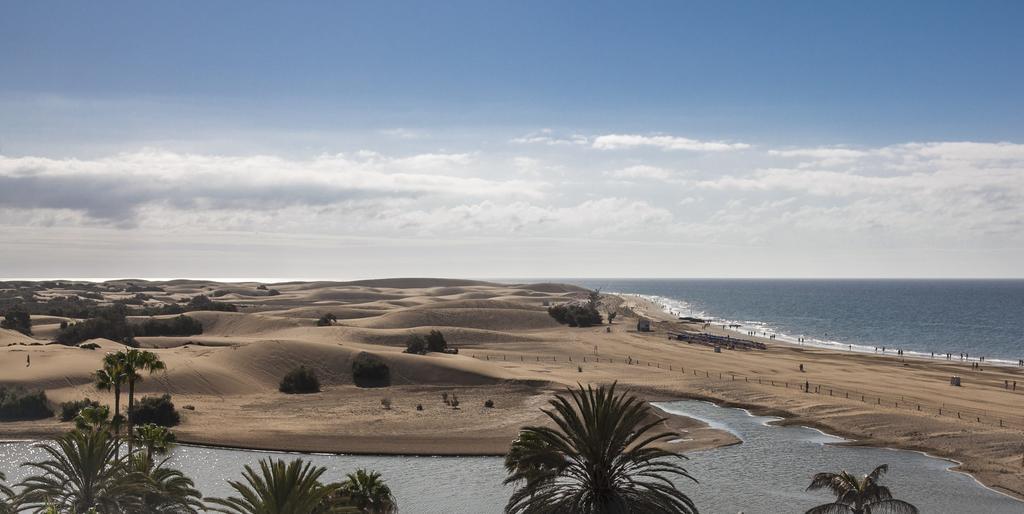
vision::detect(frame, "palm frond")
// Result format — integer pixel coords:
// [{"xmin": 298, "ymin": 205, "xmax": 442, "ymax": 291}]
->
[{"xmin": 503, "ymin": 382, "xmax": 697, "ymax": 514}]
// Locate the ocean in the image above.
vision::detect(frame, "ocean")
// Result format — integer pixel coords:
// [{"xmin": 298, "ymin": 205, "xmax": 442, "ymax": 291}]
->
[{"xmin": 563, "ymin": 279, "xmax": 1024, "ymax": 365}]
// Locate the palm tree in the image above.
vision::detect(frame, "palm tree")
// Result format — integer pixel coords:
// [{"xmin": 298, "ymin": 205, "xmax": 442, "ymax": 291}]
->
[
  {"xmin": 116, "ymin": 349, "xmax": 166, "ymax": 455},
  {"xmin": 134, "ymin": 423, "xmax": 177, "ymax": 461},
  {"xmin": 504, "ymin": 382, "xmax": 698, "ymax": 514},
  {"xmin": 125, "ymin": 452, "xmax": 203, "ymax": 513},
  {"xmin": 805, "ymin": 464, "xmax": 918, "ymax": 514},
  {"xmin": 339, "ymin": 469, "xmax": 397, "ymax": 513},
  {"xmin": 206, "ymin": 458, "xmax": 354, "ymax": 514},
  {"xmin": 17, "ymin": 428, "xmax": 141, "ymax": 513},
  {"xmin": 74, "ymin": 405, "xmax": 112, "ymax": 432},
  {"xmin": 94, "ymin": 355, "xmax": 129, "ymax": 441},
  {"xmin": 1, "ymin": 471, "xmax": 17, "ymax": 514}
]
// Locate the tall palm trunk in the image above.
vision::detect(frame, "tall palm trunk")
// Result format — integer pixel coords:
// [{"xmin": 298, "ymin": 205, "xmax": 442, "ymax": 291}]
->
[
  {"xmin": 126, "ymin": 378, "xmax": 136, "ymax": 455},
  {"xmin": 112, "ymin": 383, "xmax": 122, "ymax": 459}
]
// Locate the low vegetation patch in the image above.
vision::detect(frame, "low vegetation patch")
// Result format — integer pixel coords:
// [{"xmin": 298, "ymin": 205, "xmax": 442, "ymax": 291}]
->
[
  {"xmin": 404, "ymin": 329, "xmax": 454, "ymax": 355},
  {"xmin": 425, "ymin": 329, "xmax": 447, "ymax": 352},
  {"xmin": 279, "ymin": 365, "xmax": 321, "ymax": 394},
  {"xmin": 404, "ymin": 334, "xmax": 427, "ymax": 354},
  {"xmin": 1, "ymin": 307, "xmax": 32, "ymax": 335},
  {"xmin": 352, "ymin": 353, "xmax": 391, "ymax": 388},
  {"xmin": 135, "ymin": 315, "xmax": 204, "ymax": 337},
  {"xmin": 547, "ymin": 302, "xmax": 603, "ymax": 327},
  {"xmin": 129, "ymin": 394, "xmax": 181, "ymax": 427},
  {"xmin": 548, "ymin": 290, "xmax": 605, "ymax": 327},
  {"xmin": 59, "ymin": 397, "xmax": 101, "ymax": 422},
  {"xmin": 316, "ymin": 313, "xmax": 337, "ymax": 326},
  {"xmin": 0, "ymin": 386, "xmax": 53, "ymax": 421},
  {"xmin": 56, "ymin": 305, "xmax": 136, "ymax": 346},
  {"xmin": 79, "ymin": 342, "xmax": 100, "ymax": 350},
  {"xmin": 184, "ymin": 295, "xmax": 238, "ymax": 312}
]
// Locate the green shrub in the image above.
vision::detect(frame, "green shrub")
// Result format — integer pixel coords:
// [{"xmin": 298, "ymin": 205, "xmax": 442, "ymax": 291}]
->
[
  {"xmin": 316, "ymin": 313, "xmax": 337, "ymax": 327},
  {"xmin": 484, "ymin": 399, "xmax": 494, "ymax": 408},
  {"xmin": 404, "ymin": 335, "xmax": 427, "ymax": 355},
  {"xmin": 136, "ymin": 315, "xmax": 203, "ymax": 337},
  {"xmin": 352, "ymin": 353, "xmax": 390, "ymax": 388},
  {"xmin": 184, "ymin": 295, "xmax": 237, "ymax": 312},
  {"xmin": 547, "ymin": 302, "xmax": 603, "ymax": 327},
  {"xmin": 56, "ymin": 305, "xmax": 136, "ymax": 346},
  {"xmin": 79, "ymin": 342, "xmax": 100, "ymax": 350},
  {"xmin": 279, "ymin": 366, "xmax": 321, "ymax": 394},
  {"xmin": 1, "ymin": 307, "xmax": 32, "ymax": 335},
  {"xmin": 59, "ymin": 397, "xmax": 100, "ymax": 422},
  {"xmin": 425, "ymin": 330, "xmax": 447, "ymax": 353},
  {"xmin": 0, "ymin": 386, "xmax": 53, "ymax": 421},
  {"xmin": 129, "ymin": 394, "xmax": 181, "ymax": 427}
]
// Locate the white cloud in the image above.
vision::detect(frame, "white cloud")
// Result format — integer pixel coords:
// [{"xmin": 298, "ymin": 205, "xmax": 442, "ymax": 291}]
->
[
  {"xmin": 592, "ymin": 134, "xmax": 751, "ymax": 151},
  {"xmin": 604, "ymin": 165, "xmax": 676, "ymax": 181},
  {"xmin": 2, "ymin": 138, "xmax": 1022, "ymax": 278},
  {"xmin": 769, "ymin": 148, "xmax": 868, "ymax": 159},
  {"xmin": 0, "ymin": 150, "xmax": 546, "ymax": 226},
  {"xmin": 510, "ymin": 129, "xmax": 589, "ymax": 146}
]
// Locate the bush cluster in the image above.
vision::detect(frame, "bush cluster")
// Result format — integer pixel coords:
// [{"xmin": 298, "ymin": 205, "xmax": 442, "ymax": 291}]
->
[
  {"xmin": 129, "ymin": 394, "xmax": 181, "ymax": 427},
  {"xmin": 404, "ymin": 329, "xmax": 449, "ymax": 355},
  {"xmin": 184, "ymin": 295, "xmax": 238, "ymax": 312},
  {"xmin": 59, "ymin": 397, "xmax": 100, "ymax": 422},
  {"xmin": 1, "ymin": 307, "xmax": 32, "ymax": 335},
  {"xmin": 279, "ymin": 366, "xmax": 321, "ymax": 394},
  {"xmin": 56, "ymin": 306, "xmax": 136, "ymax": 346},
  {"xmin": 404, "ymin": 335, "xmax": 427, "ymax": 355},
  {"xmin": 548, "ymin": 302, "xmax": 603, "ymax": 327},
  {"xmin": 352, "ymin": 353, "xmax": 390, "ymax": 388},
  {"xmin": 135, "ymin": 315, "xmax": 204, "ymax": 337},
  {"xmin": 0, "ymin": 386, "xmax": 53, "ymax": 421},
  {"xmin": 316, "ymin": 313, "xmax": 337, "ymax": 326}
]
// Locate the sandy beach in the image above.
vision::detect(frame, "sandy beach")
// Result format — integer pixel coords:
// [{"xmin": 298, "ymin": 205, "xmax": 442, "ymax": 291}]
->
[{"xmin": 3, "ymin": 279, "xmax": 1024, "ymax": 499}]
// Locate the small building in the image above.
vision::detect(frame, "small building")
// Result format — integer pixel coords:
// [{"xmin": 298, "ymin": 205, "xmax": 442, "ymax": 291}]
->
[{"xmin": 637, "ymin": 318, "xmax": 651, "ymax": 332}]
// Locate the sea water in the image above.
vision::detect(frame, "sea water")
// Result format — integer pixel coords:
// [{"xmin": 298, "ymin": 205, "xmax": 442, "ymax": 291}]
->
[{"xmin": 566, "ymin": 279, "xmax": 1024, "ymax": 365}]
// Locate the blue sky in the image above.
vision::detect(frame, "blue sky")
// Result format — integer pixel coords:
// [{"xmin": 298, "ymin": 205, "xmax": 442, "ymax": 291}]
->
[{"xmin": 1, "ymin": 1, "xmax": 1023, "ymax": 278}]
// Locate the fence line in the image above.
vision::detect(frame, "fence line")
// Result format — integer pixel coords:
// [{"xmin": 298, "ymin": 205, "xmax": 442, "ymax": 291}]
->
[{"xmin": 468, "ymin": 351, "xmax": 1024, "ymax": 432}]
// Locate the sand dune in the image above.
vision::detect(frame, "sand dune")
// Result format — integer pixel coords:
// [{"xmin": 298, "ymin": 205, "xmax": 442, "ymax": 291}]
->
[{"xmin": 5, "ymin": 279, "xmax": 1024, "ymax": 498}]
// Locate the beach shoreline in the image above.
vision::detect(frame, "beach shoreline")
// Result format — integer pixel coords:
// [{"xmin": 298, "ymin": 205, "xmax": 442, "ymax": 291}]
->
[{"xmin": 3, "ymin": 279, "xmax": 1024, "ymax": 500}]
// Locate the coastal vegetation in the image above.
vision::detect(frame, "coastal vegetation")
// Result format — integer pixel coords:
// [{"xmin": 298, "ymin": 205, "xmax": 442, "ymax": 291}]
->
[
  {"xmin": 0, "ymin": 387, "xmax": 52, "ymax": 421},
  {"xmin": 403, "ymin": 329, "xmax": 451, "ymax": 355},
  {"xmin": 339, "ymin": 469, "xmax": 397, "ymax": 514},
  {"xmin": 316, "ymin": 313, "xmax": 337, "ymax": 326},
  {"xmin": 547, "ymin": 291, "xmax": 604, "ymax": 327},
  {"xmin": 805, "ymin": 465, "xmax": 918, "ymax": 514},
  {"xmin": 57, "ymin": 306, "xmax": 136, "ymax": 346},
  {"xmin": 0, "ymin": 307, "xmax": 32, "ymax": 336},
  {"xmin": 135, "ymin": 315, "xmax": 203, "ymax": 337},
  {"xmin": 206, "ymin": 458, "xmax": 356, "ymax": 514},
  {"xmin": 59, "ymin": 398, "xmax": 101, "ymax": 422},
  {"xmin": 352, "ymin": 353, "xmax": 390, "ymax": 388},
  {"xmin": 503, "ymin": 382, "xmax": 697, "ymax": 513},
  {"xmin": 279, "ymin": 366, "xmax": 321, "ymax": 394},
  {"xmin": 129, "ymin": 394, "xmax": 181, "ymax": 428}
]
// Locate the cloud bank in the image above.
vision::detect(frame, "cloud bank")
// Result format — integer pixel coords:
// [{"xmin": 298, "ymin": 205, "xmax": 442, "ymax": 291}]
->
[{"xmin": 1, "ymin": 135, "xmax": 1021, "ymax": 277}]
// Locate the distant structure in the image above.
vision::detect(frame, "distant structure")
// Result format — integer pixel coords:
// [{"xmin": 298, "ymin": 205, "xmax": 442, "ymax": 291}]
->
[{"xmin": 637, "ymin": 318, "xmax": 651, "ymax": 332}]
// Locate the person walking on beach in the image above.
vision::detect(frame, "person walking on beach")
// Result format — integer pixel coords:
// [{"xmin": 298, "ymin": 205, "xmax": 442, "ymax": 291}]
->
[{"xmin": 26, "ymin": 354, "xmax": 30, "ymax": 367}]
